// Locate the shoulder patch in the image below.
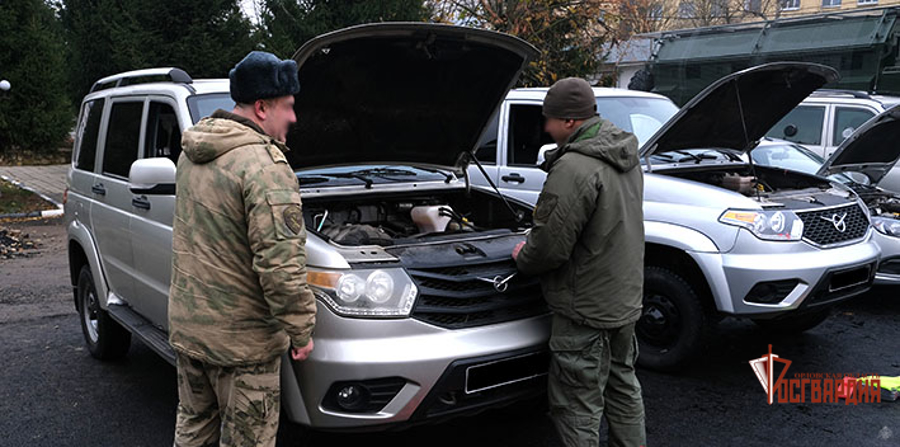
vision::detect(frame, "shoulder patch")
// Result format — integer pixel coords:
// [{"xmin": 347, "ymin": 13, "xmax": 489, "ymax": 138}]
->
[{"xmin": 266, "ymin": 144, "xmax": 288, "ymax": 164}]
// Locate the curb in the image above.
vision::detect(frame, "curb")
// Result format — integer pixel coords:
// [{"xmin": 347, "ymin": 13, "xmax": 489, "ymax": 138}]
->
[{"xmin": 0, "ymin": 174, "xmax": 64, "ymax": 220}]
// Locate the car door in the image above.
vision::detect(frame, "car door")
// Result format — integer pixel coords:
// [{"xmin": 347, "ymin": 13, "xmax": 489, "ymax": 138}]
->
[
  {"xmin": 90, "ymin": 97, "xmax": 145, "ymax": 303},
  {"xmin": 826, "ymin": 105, "xmax": 877, "ymax": 158},
  {"xmin": 128, "ymin": 97, "xmax": 181, "ymax": 328},
  {"xmin": 68, "ymin": 98, "xmax": 107, "ymax": 237},
  {"xmin": 495, "ymin": 101, "xmax": 552, "ymax": 204}
]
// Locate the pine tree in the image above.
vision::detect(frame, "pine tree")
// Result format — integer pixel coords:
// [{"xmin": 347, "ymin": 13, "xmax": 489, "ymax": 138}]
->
[
  {"xmin": 259, "ymin": 0, "xmax": 429, "ymax": 59},
  {"xmin": 0, "ymin": 0, "xmax": 72, "ymax": 153},
  {"xmin": 59, "ymin": 0, "xmax": 258, "ymax": 104}
]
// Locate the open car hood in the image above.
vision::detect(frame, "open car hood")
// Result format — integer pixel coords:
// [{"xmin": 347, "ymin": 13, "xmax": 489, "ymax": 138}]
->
[
  {"xmin": 640, "ymin": 62, "xmax": 839, "ymax": 158},
  {"xmin": 285, "ymin": 23, "xmax": 538, "ymax": 170},
  {"xmin": 817, "ymin": 105, "xmax": 900, "ymax": 184}
]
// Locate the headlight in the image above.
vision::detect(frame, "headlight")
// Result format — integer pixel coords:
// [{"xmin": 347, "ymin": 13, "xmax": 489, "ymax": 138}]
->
[
  {"xmin": 872, "ymin": 216, "xmax": 900, "ymax": 237},
  {"xmin": 308, "ymin": 268, "xmax": 417, "ymax": 317},
  {"xmin": 719, "ymin": 209, "xmax": 804, "ymax": 241}
]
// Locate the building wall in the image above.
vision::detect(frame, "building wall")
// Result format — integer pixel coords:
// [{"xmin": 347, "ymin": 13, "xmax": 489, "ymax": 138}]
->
[{"xmin": 650, "ymin": 0, "xmax": 900, "ymax": 32}]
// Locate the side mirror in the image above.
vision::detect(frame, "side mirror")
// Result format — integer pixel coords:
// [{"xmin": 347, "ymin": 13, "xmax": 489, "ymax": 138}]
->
[
  {"xmin": 783, "ymin": 124, "xmax": 798, "ymax": 138},
  {"xmin": 537, "ymin": 143, "xmax": 557, "ymax": 166},
  {"xmin": 841, "ymin": 127, "xmax": 855, "ymax": 140},
  {"xmin": 129, "ymin": 158, "xmax": 176, "ymax": 195}
]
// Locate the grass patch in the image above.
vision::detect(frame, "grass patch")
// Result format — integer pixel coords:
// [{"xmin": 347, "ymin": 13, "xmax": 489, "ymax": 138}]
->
[{"xmin": 0, "ymin": 179, "xmax": 57, "ymax": 215}]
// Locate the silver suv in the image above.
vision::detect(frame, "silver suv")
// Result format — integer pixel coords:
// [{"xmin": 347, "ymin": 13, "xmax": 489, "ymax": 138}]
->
[
  {"xmin": 469, "ymin": 63, "xmax": 881, "ymax": 371},
  {"xmin": 66, "ymin": 24, "xmax": 550, "ymax": 432},
  {"xmin": 765, "ymin": 89, "xmax": 900, "ymax": 192}
]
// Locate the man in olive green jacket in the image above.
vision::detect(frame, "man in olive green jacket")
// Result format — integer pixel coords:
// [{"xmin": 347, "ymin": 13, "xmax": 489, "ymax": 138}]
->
[
  {"xmin": 169, "ymin": 51, "xmax": 315, "ymax": 447},
  {"xmin": 513, "ymin": 77, "xmax": 646, "ymax": 447}
]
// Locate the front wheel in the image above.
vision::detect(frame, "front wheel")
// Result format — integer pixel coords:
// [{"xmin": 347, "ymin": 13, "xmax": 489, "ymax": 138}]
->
[
  {"xmin": 636, "ymin": 266, "xmax": 710, "ymax": 372},
  {"xmin": 77, "ymin": 265, "xmax": 131, "ymax": 360}
]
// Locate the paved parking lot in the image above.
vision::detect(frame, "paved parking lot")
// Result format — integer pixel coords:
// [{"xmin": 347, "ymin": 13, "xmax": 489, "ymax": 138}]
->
[{"xmin": 1, "ymin": 218, "xmax": 897, "ymax": 446}]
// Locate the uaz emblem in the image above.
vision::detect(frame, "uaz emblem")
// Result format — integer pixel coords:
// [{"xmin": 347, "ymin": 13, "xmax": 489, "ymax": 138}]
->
[{"xmin": 820, "ymin": 212, "xmax": 847, "ymax": 233}]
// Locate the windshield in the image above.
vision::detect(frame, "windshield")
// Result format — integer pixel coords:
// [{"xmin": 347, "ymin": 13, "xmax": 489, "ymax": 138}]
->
[
  {"xmin": 750, "ymin": 142, "xmax": 854, "ymax": 184},
  {"xmin": 187, "ymin": 93, "xmax": 235, "ymax": 124},
  {"xmin": 596, "ymin": 97, "xmax": 678, "ymax": 147}
]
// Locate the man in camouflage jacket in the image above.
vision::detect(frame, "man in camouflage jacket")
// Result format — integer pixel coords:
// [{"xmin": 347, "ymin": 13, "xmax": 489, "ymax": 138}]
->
[{"xmin": 169, "ymin": 51, "xmax": 316, "ymax": 447}]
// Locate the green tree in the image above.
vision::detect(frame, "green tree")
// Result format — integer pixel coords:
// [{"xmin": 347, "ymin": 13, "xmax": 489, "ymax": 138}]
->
[
  {"xmin": 0, "ymin": 0, "xmax": 72, "ymax": 153},
  {"xmin": 432, "ymin": 0, "xmax": 615, "ymax": 86},
  {"xmin": 59, "ymin": 0, "xmax": 258, "ymax": 104},
  {"xmin": 258, "ymin": 0, "xmax": 430, "ymax": 58}
]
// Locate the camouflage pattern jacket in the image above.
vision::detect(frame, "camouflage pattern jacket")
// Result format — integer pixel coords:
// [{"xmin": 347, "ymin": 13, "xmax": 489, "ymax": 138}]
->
[{"xmin": 168, "ymin": 110, "xmax": 316, "ymax": 366}]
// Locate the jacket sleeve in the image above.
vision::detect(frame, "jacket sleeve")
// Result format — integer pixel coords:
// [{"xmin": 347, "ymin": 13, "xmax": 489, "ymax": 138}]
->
[
  {"xmin": 516, "ymin": 160, "xmax": 601, "ymax": 276},
  {"xmin": 243, "ymin": 161, "xmax": 316, "ymax": 348}
]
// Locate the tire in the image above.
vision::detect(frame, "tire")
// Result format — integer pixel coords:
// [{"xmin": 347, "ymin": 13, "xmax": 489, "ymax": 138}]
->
[
  {"xmin": 752, "ymin": 308, "xmax": 832, "ymax": 334},
  {"xmin": 636, "ymin": 266, "xmax": 710, "ymax": 372},
  {"xmin": 76, "ymin": 265, "xmax": 131, "ymax": 360}
]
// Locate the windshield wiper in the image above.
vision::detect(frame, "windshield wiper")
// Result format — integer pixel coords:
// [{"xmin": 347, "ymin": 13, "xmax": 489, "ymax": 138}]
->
[{"xmin": 297, "ymin": 172, "xmax": 374, "ymax": 188}]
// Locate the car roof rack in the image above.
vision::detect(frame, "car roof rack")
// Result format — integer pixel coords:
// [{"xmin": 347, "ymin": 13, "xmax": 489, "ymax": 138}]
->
[
  {"xmin": 90, "ymin": 68, "xmax": 193, "ymax": 93},
  {"xmin": 810, "ymin": 89, "xmax": 874, "ymax": 100}
]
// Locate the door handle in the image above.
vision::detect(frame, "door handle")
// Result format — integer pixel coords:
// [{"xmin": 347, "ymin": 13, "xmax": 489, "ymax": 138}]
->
[
  {"xmin": 91, "ymin": 184, "xmax": 106, "ymax": 195},
  {"xmin": 501, "ymin": 173, "xmax": 525, "ymax": 184},
  {"xmin": 132, "ymin": 196, "xmax": 151, "ymax": 210}
]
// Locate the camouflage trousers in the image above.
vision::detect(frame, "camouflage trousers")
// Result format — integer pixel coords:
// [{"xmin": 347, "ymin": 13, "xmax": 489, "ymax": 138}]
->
[
  {"xmin": 548, "ymin": 315, "xmax": 646, "ymax": 447},
  {"xmin": 174, "ymin": 353, "xmax": 281, "ymax": 447}
]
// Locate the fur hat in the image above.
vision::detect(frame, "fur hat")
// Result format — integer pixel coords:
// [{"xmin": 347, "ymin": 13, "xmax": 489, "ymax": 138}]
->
[{"xmin": 229, "ymin": 51, "xmax": 300, "ymax": 104}]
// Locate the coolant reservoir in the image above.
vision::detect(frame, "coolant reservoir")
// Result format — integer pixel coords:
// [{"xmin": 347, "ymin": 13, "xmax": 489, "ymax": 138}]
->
[{"xmin": 411, "ymin": 205, "xmax": 452, "ymax": 233}]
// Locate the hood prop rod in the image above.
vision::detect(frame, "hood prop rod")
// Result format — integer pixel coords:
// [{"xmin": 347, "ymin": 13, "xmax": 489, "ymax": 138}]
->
[
  {"xmin": 466, "ymin": 152, "xmax": 524, "ymax": 223},
  {"xmin": 734, "ymin": 80, "xmax": 762, "ymax": 200}
]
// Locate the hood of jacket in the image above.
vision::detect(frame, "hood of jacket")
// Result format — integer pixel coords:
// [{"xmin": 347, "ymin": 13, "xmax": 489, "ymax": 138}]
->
[
  {"xmin": 543, "ymin": 116, "xmax": 640, "ymax": 173},
  {"xmin": 182, "ymin": 113, "xmax": 273, "ymax": 164}
]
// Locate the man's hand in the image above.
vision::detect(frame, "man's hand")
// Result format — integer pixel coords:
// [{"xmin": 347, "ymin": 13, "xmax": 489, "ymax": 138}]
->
[
  {"xmin": 291, "ymin": 338, "xmax": 314, "ymax": 361},
  {"xmin": 512, "ymin": 241, "xmax": 526, "ymax": 261}
]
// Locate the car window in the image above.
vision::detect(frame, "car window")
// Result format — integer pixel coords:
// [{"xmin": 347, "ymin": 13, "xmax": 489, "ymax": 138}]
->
[
  {"xmin": 145, "ymin": 101, "xmax": 182, "ymax": 163},
  {"xmin": 187, "ymin": 93, "xmax": 234, "ymax": 124},
  {"xmin": 473, "ymin": 109, "xmax": 498, "ymax": 164},
  {"xmin": 765, "ymin": 105, "xmax": 825, "ymax": 146},
  {"xmin": 832, "ymin": 107, "xmax": 875, "ymax": 146},
  {"xmin": 595, "ymin": 97, "xmax": 678, "ymax": 147},
  {"xmin": 508, "ymin": 104, "xmax": 554, "ymax": 166},
  {"xmin": 102, "ymin": 101, "xmax": 143, "ymax": 178},
  {"xmin": 75, "ymin": 98, "xmax": 105, "ymax": 172}
]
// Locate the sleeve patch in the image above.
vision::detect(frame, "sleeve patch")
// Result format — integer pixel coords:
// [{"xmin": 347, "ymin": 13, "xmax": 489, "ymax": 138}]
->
[{"xmin": 534, "ymin": 192, "xmax": 559, "ymax": 222}]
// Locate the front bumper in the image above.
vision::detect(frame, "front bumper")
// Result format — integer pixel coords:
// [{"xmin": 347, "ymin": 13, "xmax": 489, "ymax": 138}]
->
[
  {"xmin": 690, "ymin": 229, "xmax": 881, "ymax": 316},
  {"xmin": 282, "ymin": 306, "xmax": 550, "ymax": 430},
  {"xmin": 872, "ymin": 231, "xmax": 900, "ymax": 285}
]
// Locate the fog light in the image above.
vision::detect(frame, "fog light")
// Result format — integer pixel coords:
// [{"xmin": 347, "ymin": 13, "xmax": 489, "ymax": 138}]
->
[
  {"xmin": 745, "ymin": 280, "xmax": 799, "ymax": 304},
  {"xmin": 336, "ymin": 385, "xmax": 367, "ymax": 410}
]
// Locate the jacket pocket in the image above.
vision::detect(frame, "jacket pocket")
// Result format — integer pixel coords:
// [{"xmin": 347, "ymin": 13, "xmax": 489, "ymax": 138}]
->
[{"xmin": 266, "ymin": 190, "xmax": 304, "ymax": 241}]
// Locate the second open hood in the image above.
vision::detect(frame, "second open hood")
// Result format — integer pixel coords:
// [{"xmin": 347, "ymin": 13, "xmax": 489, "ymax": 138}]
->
[
  {"xmin": 640, "ymin": 62, "xmax": 839, "ymax": 158},
  {"xmin": 818, "ymin": 105, "xmax": 900, "ymax": 184}
]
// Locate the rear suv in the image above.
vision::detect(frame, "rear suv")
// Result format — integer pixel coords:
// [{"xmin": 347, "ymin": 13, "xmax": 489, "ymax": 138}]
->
[
  {"xmin": 765, "ymin": 89, "xmax": 900, "ymax": 193},
  {"xmin": 66, "ymin": 24, "xmax": 550, "ymax": 432}
]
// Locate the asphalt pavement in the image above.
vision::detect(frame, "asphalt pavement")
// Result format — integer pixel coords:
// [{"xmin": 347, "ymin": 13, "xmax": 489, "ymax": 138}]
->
[{"xmin": 1, "ymin": 218, "xmax": 897, "ymax": 446}]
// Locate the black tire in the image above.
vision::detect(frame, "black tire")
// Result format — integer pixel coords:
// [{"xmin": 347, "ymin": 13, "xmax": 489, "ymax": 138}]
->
[
  {"xmin": 76, "ymin": 265, "xmax": 131, "ymax": 360},
  {"xmin": 752, "ymin": 308, "xmax": 832, "ymax": 334},
  {"xmin": 636, "ymin": 266, "xmax": 710, "ymax": 372}
]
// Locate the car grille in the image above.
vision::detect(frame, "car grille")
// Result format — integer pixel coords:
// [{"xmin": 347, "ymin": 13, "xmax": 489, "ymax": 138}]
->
[
  {"xmin": 408, "ymin": 260, "xmax": 547, "ymax": 329},
  {"xmin": 796, "ymin": 204, "xmax": 868, "ymax": 247}
]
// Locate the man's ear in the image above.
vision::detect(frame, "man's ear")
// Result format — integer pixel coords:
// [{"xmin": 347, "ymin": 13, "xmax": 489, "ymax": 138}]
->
[{"xmin": 253, "ymin": 99, "xmax": 268, "ymax": 120}]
